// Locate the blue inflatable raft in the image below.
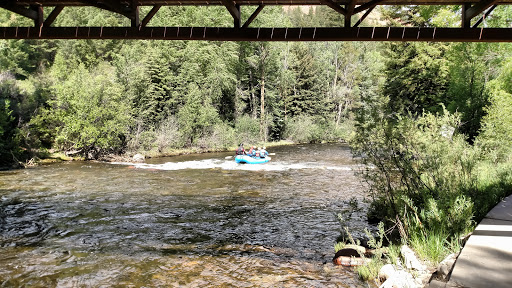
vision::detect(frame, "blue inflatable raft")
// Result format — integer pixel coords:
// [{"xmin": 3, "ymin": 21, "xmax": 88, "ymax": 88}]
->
[{"xmin": 235, "ymin": 155, "xmax": 271, "ymax": 164}]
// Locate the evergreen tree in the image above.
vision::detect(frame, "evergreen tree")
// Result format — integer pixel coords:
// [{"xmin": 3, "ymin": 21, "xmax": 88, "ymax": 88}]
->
[{"xmin": 382, "ymin": 42, "xmax": 450, "ymax": 117}]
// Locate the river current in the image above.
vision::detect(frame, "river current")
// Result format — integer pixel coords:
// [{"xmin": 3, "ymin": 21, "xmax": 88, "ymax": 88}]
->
[{"xmin": 0, "ymin": 143, "xmax": 371, "ymax": 287}]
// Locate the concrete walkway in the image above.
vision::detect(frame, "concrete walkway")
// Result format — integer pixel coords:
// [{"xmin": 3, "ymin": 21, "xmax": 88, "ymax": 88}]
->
[{"xmin": 446, "ymin": 194, "xmax": 512, "ymax": 287}]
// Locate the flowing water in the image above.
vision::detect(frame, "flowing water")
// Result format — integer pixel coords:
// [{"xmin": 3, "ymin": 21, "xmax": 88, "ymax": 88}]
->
[{"xmin": 0, "ymin": 143, "xmax": 372, "ymax": 287}]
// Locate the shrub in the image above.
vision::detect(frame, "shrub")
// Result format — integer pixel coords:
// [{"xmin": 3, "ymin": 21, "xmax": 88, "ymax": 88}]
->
[
  {"xmin": 283, "ymin": 115, "xmax": 347, "ymax": 143},
  {"xmin": 155, "ymin": 116, "xmax": 181, "ymax": 152},
  {"xmin": 352, "ymin": 103, "xmax": 512, "ymax": 263},
  {"xmin": 197, "ymin": 121, "xmax": 236, "ymax": 150},
  {"xmin": 234, "ymin": 115, "xmax": 260, "ymax": 144}
]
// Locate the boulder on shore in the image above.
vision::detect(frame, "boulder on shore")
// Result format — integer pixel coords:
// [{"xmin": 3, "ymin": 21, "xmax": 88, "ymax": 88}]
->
[
  {"xmin": 133, "ymin": 154, "xmax": 145, "ymax": 162},
  {"xmin": 437, "ymin": 253, "xmax": 458, "ymax": 280},
  {"xmin": 379, "ymin": 264, "xmax": 396, "ymax": 282},
  {"xmin": 401, "ymin": 245, "xmax": 426, "ymax": 271}
]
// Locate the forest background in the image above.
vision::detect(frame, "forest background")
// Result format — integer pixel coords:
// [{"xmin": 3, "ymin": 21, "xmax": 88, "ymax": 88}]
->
[{"xmin": 1, "ymin": 4, "xmax": 512, "ymax": 269}]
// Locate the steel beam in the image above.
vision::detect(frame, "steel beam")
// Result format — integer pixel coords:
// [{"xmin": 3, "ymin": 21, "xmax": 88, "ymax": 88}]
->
[{"xmin": 1, "ymin": 26, "xmax": 512, "ymax": 42}]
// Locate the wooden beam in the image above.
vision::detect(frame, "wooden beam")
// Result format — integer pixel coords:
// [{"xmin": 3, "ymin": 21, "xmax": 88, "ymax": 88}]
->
[
  {"xmin": 354, "ymin": 0, "xmax": 385, "ymax": 14},
  {"xmin": 353, "ymin": 6, "xmax": 375, "ymax": 27},
  {"xmin": 465, "ymin": 0, "xmax": 499, "ymax": 23},
  {"xmin": 242, "ymin": 5, "xmax": 264, "ymax": 29},
  {"xmin": 220, "ymin": 0, "xmax": 241, "ymax": 28},
  {"xmin": 141, "ymin": 5, "xmax": 161, "ymax": 28},
  {"xmin": 472, "ymin": 4, "xmax": 497, "ymax": 27},
  {"xmin": 319, "ymin": 0, "xmax": 347, "ymax": 16},
  {"xmin": 44, "ymin": 5, "xmax": 64, "ymax": 27},
  {"xmin": 0, "ymin": 4, "xmax": 38, "ymax": 20},
  {"xmin": 2, "ymin": 26, "xmax": 512, "ymax": 42}
]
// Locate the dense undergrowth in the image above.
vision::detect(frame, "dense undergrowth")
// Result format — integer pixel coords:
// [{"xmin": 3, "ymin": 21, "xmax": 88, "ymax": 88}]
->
[{"xmin": 343, "ymin": 108, "xmax": 512, "ymax": 280}]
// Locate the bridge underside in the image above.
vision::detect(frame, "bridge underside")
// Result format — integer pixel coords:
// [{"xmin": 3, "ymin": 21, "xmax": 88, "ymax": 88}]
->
[{"xmin": 1, "ymin": 0, "xmax": 511, "ymax": 42}]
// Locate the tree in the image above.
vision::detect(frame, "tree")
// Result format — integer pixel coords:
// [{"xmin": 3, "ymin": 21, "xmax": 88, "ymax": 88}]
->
[
  {"xmin": 382, "ymin": 42, "xmax": 451, "ymax": 117},
  {"xmin": 476, "ymin": 59, "xmax": 512, "ymax": 163},
  {"xmin": 51, "ymin": 62, "xmax": 131, "ymax": 158},
  {"xmin": 288, "ymin": 43, "xmax": 330, "ymax": 118}
]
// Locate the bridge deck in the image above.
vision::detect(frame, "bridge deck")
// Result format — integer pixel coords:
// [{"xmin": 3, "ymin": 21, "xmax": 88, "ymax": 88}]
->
[
  {"xmin": 7, "ymin": 0, "xmax": 512, "ymax": 5},
  {"xmin": 1, "ymin": 0, "xmax": 511, "ymax": 41}
]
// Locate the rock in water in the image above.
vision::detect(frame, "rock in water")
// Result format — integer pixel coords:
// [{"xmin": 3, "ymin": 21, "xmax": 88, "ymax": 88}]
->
[
  {"xmin": 333, "ymin": 246, "xmax": 366, "ymax": 266},
  {"xmin": 379, "ymin": 270, "xmax": 416, "ymax": 288},
  {"xmin": 133, "ymin": 154, "xmax": 145, "ymax": 162}
]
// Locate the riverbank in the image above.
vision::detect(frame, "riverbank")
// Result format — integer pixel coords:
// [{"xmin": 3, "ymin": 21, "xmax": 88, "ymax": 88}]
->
[{"xmin": 13, "ymin": 140, "xmax": 299, "ymax": 169}]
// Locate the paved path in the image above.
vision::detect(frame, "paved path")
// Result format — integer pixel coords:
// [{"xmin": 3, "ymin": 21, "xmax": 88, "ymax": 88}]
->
[{"xmin": 447, "ymin": 194, "xmax": 512, "ymax": 288}]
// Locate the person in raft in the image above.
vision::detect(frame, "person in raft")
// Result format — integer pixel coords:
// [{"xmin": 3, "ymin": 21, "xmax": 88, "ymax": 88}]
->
[
  {"xmin": 247, "ymin": 146, "xmax": 255, "ymax": 156},
  {"xmin": 260, "ymin": 147, "xmax": 268, "ymax": 158},
  {"xmin": 255, "ymin": 148, "xmax": 261, "ymax": 158},
  {"xmin": 235, "ymin": 143, "xmax": 246, "ymax": 155}
]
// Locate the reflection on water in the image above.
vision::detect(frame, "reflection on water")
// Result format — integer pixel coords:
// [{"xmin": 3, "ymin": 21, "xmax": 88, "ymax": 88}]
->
[{"xmin": 0, "ymin": 144, "xmax": 370, "ymax": 287}]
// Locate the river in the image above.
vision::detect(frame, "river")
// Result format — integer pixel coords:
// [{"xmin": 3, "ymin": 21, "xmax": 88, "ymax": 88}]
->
[{"xmin": 0, "ymin": 143, "xmax": 371, "ymax": 287}]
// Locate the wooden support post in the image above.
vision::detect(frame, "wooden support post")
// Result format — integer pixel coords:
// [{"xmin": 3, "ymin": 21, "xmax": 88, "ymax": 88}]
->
[
  {"xmin": 319, "ymin": 0, "xmax": 347, "ymax": 16},
  {"xmin": 44, "ymin": 6, "xmax": 64, "ymax": 27},
  {"xmin": 354, "ymin": 6, "xmax": 375, "ymax": 28},
  {"xmin": 221, "ymin": 0, "xmax": 241, "ymax": 28},
  {"xmin": 354, "ymin": 0, "xmax": 385, "ymax": 14},
  {"xmin": 142, "ymin": 5, "xmax": 162, "ymax": 28},
  {"xmin": 131, "ymin": 6, "xmax": 140, "ymax": 28},
  {"xmin": 462, "ymin": 4, "xmax": 471, "ymax": 28},
  {"xmin": 345, "ymin": 0, "xmax": 356, "ymax": 28},
  {"xmin": 32, "ymin": 5, "xmax": 43, "ymax": 27},
  {"xmin": 234, "ymin": 4, "xmax": 241, "ymax": 29},
  {"xmin": 242, "ymin": 5, "xmax": 264, "ymax": 28}
]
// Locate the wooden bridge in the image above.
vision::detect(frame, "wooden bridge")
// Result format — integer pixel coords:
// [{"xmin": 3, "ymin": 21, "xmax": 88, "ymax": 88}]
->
[{"xmin": 1, "ymin": 0, "xmax": 511, "ymax": 41}]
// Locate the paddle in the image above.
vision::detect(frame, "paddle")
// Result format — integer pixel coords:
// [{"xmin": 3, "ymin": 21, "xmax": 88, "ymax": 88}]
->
[
  {"xmin": 225, "ymin": 156, "xmax": 233, "ymax": 159},
  {"xmin": 269, "ymin": 153, "xmax": 276, "ymax": 156}
]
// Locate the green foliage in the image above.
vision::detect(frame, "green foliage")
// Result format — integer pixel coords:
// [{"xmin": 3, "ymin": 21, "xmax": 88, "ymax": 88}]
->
[
  {"xmin": 234, "ymin": 115, "xmax": 261, "ymax": 145},
  {"xmin": 356, "ymin": 223, "xmax": 386, "ymax": 281},
  {"xmin": 51, "ymin": 63, "xmax": 131, "ymax": 158},
  {"xmin": 409, "ymin": 228, "xmax": 460, "ymax": 265},
  {"xmin": 0, "ymin": 98, "xmax": 19, "ymax": 166},
  {"xmin": 476, "ymin": 59, "xmax": 512, "ymax": 162},
  {"xmin": 383, "ymin": 42, "xmax": 451, "ymax": 116}
]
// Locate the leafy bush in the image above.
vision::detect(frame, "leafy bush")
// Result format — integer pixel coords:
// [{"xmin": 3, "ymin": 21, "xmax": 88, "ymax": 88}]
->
[
  {"xmin": 197, "ymin": 121, "xmax": 236, "ymax": 150},
  {"xmin": 155, "ymin": 116, "xmax": 182, "ymax": 152},
  {"xmin": 234, "ymin": 115, "xmax": 260, "ymax": 145},
  {"xmin": 51, "ymin": 63, "xmax": 131, "ymax": 158},
  {"xmin": 352, "ymin": 104, "xmax": 512, "ymax": 263},
  {"xmin": 283, "ymin": 115, "xmax": 347, "ymax": 143}
]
